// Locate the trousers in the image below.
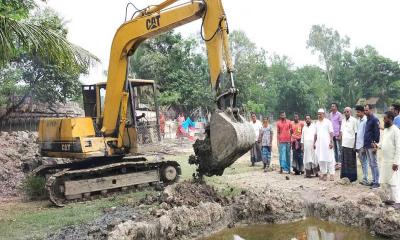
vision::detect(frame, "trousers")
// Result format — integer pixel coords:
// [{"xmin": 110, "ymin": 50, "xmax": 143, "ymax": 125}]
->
[
  {"xmin": 382, "ymin": 184, "xmax": 400, "ymax": 203},
  {"xmin": 365, "ymin": 148, "xmax": 379, "ymax": 185},
  {"xmin": 319, "ymin": 161, "xmax": 335, "ymax": 174},
  {"xmin": 279, "ymin": 142, "xmax": 291, "ymax": 172},
  {"xmin": 357, "ymin": 148, "xmax": 369, "ymax": 183}
]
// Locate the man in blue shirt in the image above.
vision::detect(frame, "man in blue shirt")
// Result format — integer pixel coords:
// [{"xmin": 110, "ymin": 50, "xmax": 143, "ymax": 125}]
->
[
  {"xmin": 355, "ymin": 105, "xmax": 369, "ymax": 185},
  {"xmin": 364, "ymin": 104, "xmax": 381, "ymax": 189},
  {"xmin": 390, "ymin": 104, "xmax": 400, "ymax": 128}
]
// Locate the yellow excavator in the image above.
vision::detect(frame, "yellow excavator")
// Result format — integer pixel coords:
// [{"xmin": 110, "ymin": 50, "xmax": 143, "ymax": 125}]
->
[{"xmin": 34, "ymin": 0, "xmax": 255, "ymax": 206}]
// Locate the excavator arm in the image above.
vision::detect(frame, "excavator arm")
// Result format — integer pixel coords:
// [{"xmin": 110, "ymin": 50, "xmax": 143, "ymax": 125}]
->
[
  {"xmin": 102, "ymin": 0, "xmax": 233, "ymax": 136},
  {"xmin": 101, "ymin": 0, "xmax": 254, "ymax": 177}
]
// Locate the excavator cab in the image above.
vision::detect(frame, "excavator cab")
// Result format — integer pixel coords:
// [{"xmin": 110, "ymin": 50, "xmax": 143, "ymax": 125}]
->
[{"xmin": 81, "ymin": 79, "xmax": 162, "ymax": 154}]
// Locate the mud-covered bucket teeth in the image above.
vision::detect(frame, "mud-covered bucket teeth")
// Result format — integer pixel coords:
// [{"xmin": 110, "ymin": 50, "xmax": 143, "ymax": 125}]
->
[{"xmin": 192, "ymin": 110, "xmax": 255, "ymax": 176}]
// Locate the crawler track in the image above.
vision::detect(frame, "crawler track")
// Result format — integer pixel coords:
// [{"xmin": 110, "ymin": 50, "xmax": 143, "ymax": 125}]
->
[{"xmin": 32, "ymin": 158, "xmax": 180, "ymax": 207}]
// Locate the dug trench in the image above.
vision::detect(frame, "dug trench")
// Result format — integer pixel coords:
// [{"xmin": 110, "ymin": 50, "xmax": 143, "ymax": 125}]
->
[{"xmin": 48, "ymin": 175, "xmax": 400, "ymax": 240}]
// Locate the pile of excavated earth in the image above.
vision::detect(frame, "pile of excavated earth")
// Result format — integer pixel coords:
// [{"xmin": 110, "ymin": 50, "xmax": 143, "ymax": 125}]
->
[{"xmin": 0, "ymin": 131, "xmax": 42, "ymax": 200}]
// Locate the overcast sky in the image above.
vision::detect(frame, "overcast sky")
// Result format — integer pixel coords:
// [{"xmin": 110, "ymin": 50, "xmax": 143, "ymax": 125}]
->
[{"xmin": 44, "ymin": 0, "xmax": 400, "ymax": 83}]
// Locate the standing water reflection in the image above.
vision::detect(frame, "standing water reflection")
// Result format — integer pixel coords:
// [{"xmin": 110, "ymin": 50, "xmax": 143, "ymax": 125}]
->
[{"xmin": 205, "ymin": 218, "xmax": 383, "ymax": 240}]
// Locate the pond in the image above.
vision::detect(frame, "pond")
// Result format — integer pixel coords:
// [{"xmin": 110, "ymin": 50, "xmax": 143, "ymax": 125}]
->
[{"xmin": 205, "ymin": 218, "xmax": 383, "ymax": 240}]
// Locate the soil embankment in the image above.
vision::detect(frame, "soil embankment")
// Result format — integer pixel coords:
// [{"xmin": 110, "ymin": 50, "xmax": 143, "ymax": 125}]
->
[{"xmin": 49, "ymin": 175, "xmax": 400, "ymax": 240}]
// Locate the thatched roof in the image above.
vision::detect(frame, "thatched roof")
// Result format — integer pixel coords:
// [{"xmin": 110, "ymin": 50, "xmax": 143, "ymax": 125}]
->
[{"xmin": 356, "ymin": 97, "xmax": 380, "ymax": 106}]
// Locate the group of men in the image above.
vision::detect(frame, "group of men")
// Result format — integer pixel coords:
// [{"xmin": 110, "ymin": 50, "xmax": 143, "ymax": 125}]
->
[{"xmin": 250, "ymin": 103, "xmax": 400, "ymax": 208}]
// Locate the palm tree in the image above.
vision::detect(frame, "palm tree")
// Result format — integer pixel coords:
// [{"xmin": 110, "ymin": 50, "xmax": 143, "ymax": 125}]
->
[
  {"xmin": 0, "ymin": 1, "xmax": 99, "ymax": 68},
  {"xmin": 0, "ymin": 1, "xmax": 100, "ymax": 120}
]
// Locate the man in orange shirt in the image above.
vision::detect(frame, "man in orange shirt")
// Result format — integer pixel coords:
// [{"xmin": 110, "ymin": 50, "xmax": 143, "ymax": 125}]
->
[
  {"xmin": 291, "ymin": 113, "xmax": 305, "ymax": 175},
  {"xmin": 277, "ymin": 111, "xmax": 292, "ymax": 174},
  {"xmin": 159, "ymin": 112, "xmax": 166, "ymax": 139}
]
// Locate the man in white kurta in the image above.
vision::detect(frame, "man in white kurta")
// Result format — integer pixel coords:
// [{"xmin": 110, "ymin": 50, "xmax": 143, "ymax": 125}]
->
[
  {"xmin": 378, "ymin": 112, "xmax": 400, "ymax": 207},
  {"xmin": 314, "ymin": 109, "xmax": 335, "ymax": 181},
  {"xmin": 301, "ymin": 114, "xmax": 318, "ymax": 178},
  {"xmin": 340, "ymin": 107, "xmax": 358, "ymax": 182}
]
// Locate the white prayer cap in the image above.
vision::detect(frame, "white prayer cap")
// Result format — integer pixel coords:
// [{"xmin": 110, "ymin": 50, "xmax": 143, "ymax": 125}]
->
[{"xmin": 318, "ymin": 108, "xmax": 325, "ymax": 113}]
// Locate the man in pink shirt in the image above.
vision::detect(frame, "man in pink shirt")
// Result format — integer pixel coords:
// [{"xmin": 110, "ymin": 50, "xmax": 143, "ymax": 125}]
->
[
  {"xmin": 328, "ymin": 103, "xmax": 342, "ymax": 170},
  {"xmin": 277, "ymin": 111, "xmax": 292, "ymax": 174}
]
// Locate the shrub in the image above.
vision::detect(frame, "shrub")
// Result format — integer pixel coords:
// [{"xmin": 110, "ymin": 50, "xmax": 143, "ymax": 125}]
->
[{"xmin": 22, "ymin": 175, "xmax": 47, "ymax": 200}]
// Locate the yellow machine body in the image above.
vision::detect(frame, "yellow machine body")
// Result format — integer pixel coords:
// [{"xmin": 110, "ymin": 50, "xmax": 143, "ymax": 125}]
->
[{"xmin": 38, "ymin": 117, "xmax": 110, "ymax": 158}]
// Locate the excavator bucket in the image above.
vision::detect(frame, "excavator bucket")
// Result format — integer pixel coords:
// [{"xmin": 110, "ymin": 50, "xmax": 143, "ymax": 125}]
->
[{"xmin": 190, "ymin": 109, "xmax": 255, "ymax": 177}]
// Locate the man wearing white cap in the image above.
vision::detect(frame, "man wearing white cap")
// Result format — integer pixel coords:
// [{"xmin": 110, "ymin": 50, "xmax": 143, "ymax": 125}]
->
[{"xmin": 314, "ymin": 108, "xmax": 336, "ymax": 181}]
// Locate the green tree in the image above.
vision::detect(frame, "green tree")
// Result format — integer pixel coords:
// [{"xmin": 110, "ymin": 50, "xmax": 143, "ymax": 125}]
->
[
  {"xmin": 229, "ymin": 30, "xmax": 271, "ymax": 115},
  {"xmin": 293, "ymin": 65, "xmax": 329, "ymax": 114},
  {"xmin": 352, "ymin": 46, "xmax": 400, "ymax": 105},
  {"xmin": 0, "ymin": 0, "xmax": 97, "ymax": 67},
  {"xmin": 267, "ymin": 55, "xmax": 295, "ymax": 115},
  {"xmin": 307, "ymin": 24, "xmax": 350, "ymax": 86},
  {"xmin": 129, "ymin": 31, "xmax": 212, "ymax": 114},
  {"xmin": 0, "ymin": 6, "xmax": 96, "ymax": 119},
  {"xmin": 266, "ymin": 55, "xmax": 328, "ymax": 117}
]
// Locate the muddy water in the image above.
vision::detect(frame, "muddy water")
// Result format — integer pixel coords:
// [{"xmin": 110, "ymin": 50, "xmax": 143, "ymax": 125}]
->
[{"xmin": 205, "ymin": 218, "xmax": 383, "ymax": 240}]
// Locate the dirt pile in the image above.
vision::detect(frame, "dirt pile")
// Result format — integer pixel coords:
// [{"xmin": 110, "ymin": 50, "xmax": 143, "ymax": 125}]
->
[
  {"xmin": 109, "ymin": 202, "xmax": 228, "ymax": 240},
  {"xmin": 309, "ymin": 194, "xmax": 400, "ymax": 239},
  {"xmin": 161, "ymin": 181, "xmax": 230, "ymax": 207},
  {"xmin": 232, "ymin": 187, "xmax": 305, "ymax": 224},
  {"xmin": 138, "ymin": 181, "xmax": 230, "ymax": 208},
  {"xmin": 46, "ymin": 178, "xmax": 400, "ymax": 240},
  {"xmin": 0, "ymin": 131, "xmax": 41, "ymax": 199}
]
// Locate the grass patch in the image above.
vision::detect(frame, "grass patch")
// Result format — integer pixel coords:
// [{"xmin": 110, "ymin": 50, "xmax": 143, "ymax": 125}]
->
[
  {"xmin": 21, "ymin": 175, "xmax": 47, "ymax": 200},
  {"xmin": 221, "ymin": 161, "xmax": 259, "ymax": 175},
  {"xmin": 209, "ymin": 180, "xmax": 244, "ymax": 198},
  {"xmin": 0, "ymin": 190, "xmax": 155, "ymax": 240},
  {"xmin": 168, "ymin": 154, "xmax": 197, "ymax": 180}
]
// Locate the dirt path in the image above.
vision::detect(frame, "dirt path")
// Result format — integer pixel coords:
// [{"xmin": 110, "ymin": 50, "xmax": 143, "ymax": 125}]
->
[{"xmin": 222, "ymin": 152, "xmax": 377, "ymax": 205}]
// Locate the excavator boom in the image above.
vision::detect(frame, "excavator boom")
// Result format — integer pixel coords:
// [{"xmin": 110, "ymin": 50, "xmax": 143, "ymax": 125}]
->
[
  {"xmin": 102, "ymin": 0, "xmax": 233, "ymax": 136},
  {"xmin": 100, "ymin": 0, "xmax": 254, "ymax": 176}
]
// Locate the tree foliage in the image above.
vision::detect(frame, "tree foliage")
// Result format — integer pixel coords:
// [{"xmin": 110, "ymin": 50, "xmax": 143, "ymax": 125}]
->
[
  {"xmin": 307, "ymin": 24, "xmax": 350, "ymax": 85},
  {"xmin": 0, "ymin": 0, "xmax": 98, "ymax": 67},
  {"xmin": 308, "ymin": 25, "xmax": 400, "ymax": 109},
  {"xmin": 129, "ymin": 32, "xmax": 212, "ymax": 114},
  {"xmin": 229, "ymin": 31, "xmax": 270, "ymax": 115},
  {"xmin": 127, "ymin": 27, "xmax": 399, "ymax": 119},
  {"xmin": 0, "ymin": 2, "xmax": 98, "ymax": 119}
]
